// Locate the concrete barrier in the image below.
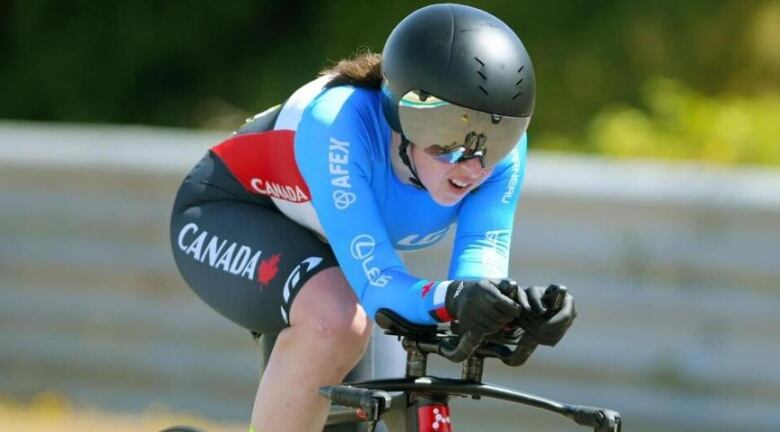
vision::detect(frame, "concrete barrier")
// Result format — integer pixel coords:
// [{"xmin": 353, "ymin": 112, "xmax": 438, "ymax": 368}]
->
[{"xmin": 1, "ymin": 121, "xmax": 779, "ymax": 431}]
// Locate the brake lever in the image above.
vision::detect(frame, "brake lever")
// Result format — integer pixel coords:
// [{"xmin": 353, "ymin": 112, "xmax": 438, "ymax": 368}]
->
[
  {"xmin": 594, "ymin": 409, "xmax": 623, "ymax": 432},
  {"xmin": 319, "ymin": 385, "xmax": 392, "ymax": 430},
  {"xmin": 566, "ymin": 405, "xmax": 622, "ymax": 432}
]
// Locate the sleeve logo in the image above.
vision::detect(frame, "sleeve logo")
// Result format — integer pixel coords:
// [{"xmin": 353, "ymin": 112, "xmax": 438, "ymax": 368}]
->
[
  {"xmin": 329, "ymin": 137, "xmax": 356, "ymax": 210},
  {"xmin": 350, "ymin": 234, "xmax": 392, "ymax": 287}
]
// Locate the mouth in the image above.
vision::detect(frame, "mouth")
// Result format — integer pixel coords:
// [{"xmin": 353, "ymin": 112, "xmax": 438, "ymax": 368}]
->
[{"xmin": 448, "ymin": 178, "xmax": 472, "ymax": 190}]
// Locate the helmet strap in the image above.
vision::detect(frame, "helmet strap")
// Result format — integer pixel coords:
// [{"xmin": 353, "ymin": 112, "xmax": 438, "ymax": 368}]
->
[{"xmin": 399, "ymin": 135, "xmax": 426, "ymax": 190}]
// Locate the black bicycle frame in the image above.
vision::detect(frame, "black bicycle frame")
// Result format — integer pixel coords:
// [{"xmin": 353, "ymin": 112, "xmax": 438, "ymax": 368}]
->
[{"xmin": 321, "ymin": 307, "xmax": 622, "ymax": 432}]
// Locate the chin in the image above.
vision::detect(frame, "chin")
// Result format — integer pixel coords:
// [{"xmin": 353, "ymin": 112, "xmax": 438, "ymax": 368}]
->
[{"xmin": 429, "ymin": 190, "xmax": 467, "ymax": 207}]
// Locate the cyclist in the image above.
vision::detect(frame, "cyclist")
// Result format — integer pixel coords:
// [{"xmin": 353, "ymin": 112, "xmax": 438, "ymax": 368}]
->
[{"xmin": 170, "ymin": 4, "xmax": 576, "ymax": 431}]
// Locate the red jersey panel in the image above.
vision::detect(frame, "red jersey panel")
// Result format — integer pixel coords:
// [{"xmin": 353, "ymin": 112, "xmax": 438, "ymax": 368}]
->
[{"xmin": 211, "ymin": 130, "xmax": 311, "ymax": 203}]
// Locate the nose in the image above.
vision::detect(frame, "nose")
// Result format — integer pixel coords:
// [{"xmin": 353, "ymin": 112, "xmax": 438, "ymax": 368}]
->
[{"xmin": 458, "ymin": 157, "xmax": 485, "ymax": 178}]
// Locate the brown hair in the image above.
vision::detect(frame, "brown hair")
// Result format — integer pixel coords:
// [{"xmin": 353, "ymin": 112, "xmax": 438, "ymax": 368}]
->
[{"xmin": 320, "ymin": 49, "xmax": 383, "ymax": 89}]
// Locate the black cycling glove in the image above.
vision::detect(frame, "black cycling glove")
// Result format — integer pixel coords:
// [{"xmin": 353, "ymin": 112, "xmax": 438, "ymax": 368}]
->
[
  {"xmin": 444, "ymin": 279, "xmax": 527, "ymax": 335},
  {"xmin": 516, "ymin": 285, "xmax": 577, "ymax": 346}
]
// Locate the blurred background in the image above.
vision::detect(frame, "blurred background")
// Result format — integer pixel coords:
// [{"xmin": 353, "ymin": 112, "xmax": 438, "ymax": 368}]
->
[{"xmin": 1, "ymin": 1, "xmax": 778, "ymax": 431}]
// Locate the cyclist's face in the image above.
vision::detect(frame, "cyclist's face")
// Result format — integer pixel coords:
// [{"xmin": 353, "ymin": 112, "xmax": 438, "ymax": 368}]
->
[{"xmin": 411, "ymin": 143, "xmax": 492, "ymax": 206}]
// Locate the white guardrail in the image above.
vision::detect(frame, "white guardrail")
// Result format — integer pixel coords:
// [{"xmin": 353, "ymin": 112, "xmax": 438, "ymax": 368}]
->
[{"xmin": 1, "ymin": 121, "xmax": 779, "ymax": 431}]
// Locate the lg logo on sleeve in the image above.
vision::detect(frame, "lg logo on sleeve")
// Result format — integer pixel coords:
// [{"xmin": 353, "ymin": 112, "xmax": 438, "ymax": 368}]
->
[{"xmin": 350, "ymin": 234, "xmax": 392, "ymax": 287}]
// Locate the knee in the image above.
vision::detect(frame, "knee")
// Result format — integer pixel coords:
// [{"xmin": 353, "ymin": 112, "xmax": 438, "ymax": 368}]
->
[
  {"xmin": 289, "ymin": 267, "xmax": 373, "ymax": 365},
  {"xmin": 305, "ymin": 308, "xmax": 373, "ymax": 363}
]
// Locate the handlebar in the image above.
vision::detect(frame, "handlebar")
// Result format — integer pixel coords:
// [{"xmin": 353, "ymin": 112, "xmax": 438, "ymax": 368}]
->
[
  {"xmin": 322, "ymin": 380, "xmax": 622, "ymax": 432},
  {"xmin": 500, "ymin": 284, "xmax": 567, "ymax": 365},
  {"xmin": 378, "ymin": 284, "xmax": 568, "ymax": 366},
  {"xmin": 360, "ymin": 284, "xmax": 623, "ymax": 431},
  {"xmin": 439, "ymin": 284, "xmax": 567, "ymax": 365},
  {"xmin": 439, "ymin": 329, "xmax": 484, "ymax": 362}
]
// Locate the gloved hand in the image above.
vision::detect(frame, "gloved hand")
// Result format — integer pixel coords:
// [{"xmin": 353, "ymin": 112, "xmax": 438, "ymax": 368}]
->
[
  {"xmin": 516, "ymin": 285, "xmax": 577, "ymax": 346},
  {"xmin": 445, "ymin": 279, "xmax": 527, "ymax": 335}
]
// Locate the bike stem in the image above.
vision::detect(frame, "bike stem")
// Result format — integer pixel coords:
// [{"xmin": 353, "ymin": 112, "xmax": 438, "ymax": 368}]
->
[
  {"xmin": 402, "ymin": 337, "xmax": 486, "ymax": 382},
  {"xmin": 404, "ymin": 341, "xmax": 428, "ymax": 378}
]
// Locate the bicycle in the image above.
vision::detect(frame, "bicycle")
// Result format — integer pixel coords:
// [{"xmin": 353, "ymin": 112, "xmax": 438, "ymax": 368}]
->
[
  {"xmin": 162, "ymin": 285, "xmax": 622, "ymax": 432},
  {"xmin": 320, "ymin": 285, "xmax": 622, "ymax": 432}
]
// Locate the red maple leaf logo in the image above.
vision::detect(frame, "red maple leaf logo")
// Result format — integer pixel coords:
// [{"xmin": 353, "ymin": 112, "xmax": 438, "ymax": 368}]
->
[
  {"xmin": 257, "ymin": 254, "xmax": 281, "ymax": 287},
  {"xmin": 421, "ymin": 281, "xmax": 435, "ymax": 297}
]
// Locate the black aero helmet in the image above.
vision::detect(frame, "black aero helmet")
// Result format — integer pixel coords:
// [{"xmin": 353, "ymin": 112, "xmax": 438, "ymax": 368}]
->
[{"xmin": 381, "ymin": 3, "xmax": 535, "ymax": 168}]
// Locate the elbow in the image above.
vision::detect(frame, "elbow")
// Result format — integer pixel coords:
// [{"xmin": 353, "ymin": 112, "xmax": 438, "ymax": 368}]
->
[{"xmin": 360, "ymin": 297, "xmax": 381, "ymax": 322}]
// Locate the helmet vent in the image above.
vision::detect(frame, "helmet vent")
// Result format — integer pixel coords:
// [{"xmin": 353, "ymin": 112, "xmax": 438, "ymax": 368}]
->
[
  {"xmin": 474, "ymin": 57, "xmax": 488, "ymax": 84},
  {"xmin": 512, "ymin": 66, "xmax": 526, "ymax": 99},
  {"xmin": 474, "ymin": 58, "xmax": 490, "ymax": 95}
]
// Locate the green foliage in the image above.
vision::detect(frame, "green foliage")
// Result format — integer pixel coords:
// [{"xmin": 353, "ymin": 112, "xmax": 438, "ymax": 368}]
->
[
  {"xmin": 586, "ymin": 79, "xmax": 780, "ymax": 165},
  {"xmin": 534, "ymin": 78, "xmax": 780, "ymax": 166},
  {"xmin": 0, "ymin": 0, "xmax": 778, "ymax": 165}
]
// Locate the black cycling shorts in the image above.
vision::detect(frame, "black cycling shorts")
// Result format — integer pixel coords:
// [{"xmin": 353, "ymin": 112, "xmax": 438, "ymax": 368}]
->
[{"xmin": 170, "ymin": 150, "xmax": 338, "ymax": 336}]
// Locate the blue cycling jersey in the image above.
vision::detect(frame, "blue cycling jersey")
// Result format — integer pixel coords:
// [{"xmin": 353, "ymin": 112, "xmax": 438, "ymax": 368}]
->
[{"xmin": 293, "ymin": 83, "xmax": 527, "ymax": 324}]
